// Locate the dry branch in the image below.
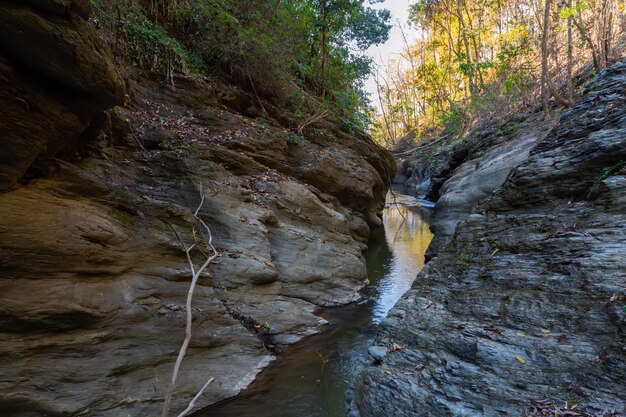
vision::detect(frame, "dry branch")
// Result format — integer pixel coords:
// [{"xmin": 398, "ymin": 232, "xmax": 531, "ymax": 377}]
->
[
  {"xmin": 297, "ymin": 110, "xmax": 329, "ymax": 135},
  {"xmin": 175, "ymin": 377, "xmax": 215, "ymax": 417},
  {"xmin": 547, "ymin": 73, "xmax": 574, "ymax": 107},
  {"xmin": 162, "ymin": 190, "xmax": 217, "ymax": 417}
]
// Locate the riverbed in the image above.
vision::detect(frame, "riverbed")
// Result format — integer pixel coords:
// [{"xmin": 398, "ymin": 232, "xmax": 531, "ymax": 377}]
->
[{"xmin": 197, "ymin": 190, "xmax": 433, "ymax": 417}]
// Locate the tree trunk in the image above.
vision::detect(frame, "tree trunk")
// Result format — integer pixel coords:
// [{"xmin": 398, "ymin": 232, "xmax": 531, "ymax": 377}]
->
[
  {"xmin": 456, "ymin": 0, "xmax": 476, "ymax": 95},
  {"xmin": 572, "ymin": 0, "xmax": 601, "ymax": 70},
  {"xmin": 463, "ymin": 1, "xmax": 485, "ymax": 90},
  {"xmin": 541, "ymin": 0, "xmax": 551, "ymax": 118},
  {"xmin": 319, "ymin": 2, "xmax": 329, "ymax": 98},
  {"xmin": 567, "ymin": 0, "xmax": 574, "ymax": 102},
  {"xmin": 572, "ymin": 16, "xmax": 601, "ymax": 70},
  {"xmin": 600, "ymin": 0, "xmax": 609, "ymax": 67},
  {"xmin": 603, "ymin": 0, "xmax": 614, "ymax": 66},
  {"xmin": 547, "ymin": 71, "xmax": 573, "ymax": 107}
]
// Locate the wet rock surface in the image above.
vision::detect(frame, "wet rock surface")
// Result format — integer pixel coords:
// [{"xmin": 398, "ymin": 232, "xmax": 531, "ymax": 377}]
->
[
  {"xmin": 0, "ymin": 47, "xmax": 392, "ymax": 417},
  {"xmin": 351, "ymin": 63, "xmax": 626, "ymax": 416}
]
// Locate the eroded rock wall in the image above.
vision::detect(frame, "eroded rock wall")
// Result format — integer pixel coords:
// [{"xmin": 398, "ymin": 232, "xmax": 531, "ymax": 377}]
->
[
  {"xmin": 393, "ymin": 113, "xmax": 555, "ymax": 259},
  {"xmin": 0, "ymin": 9, "xmax": 393, "ymax": 417},
  {"xmin": 425, "ymin": 124, "xmax": 547, "ymax": 258},
  {"xmin": 351, "ymin": 62, "xmax": 626, "ymax": 416}
]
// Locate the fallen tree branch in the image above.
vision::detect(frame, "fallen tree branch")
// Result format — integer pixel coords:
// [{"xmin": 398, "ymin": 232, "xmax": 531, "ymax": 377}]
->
[
  {"xmin": 162, "ymin": 189, "xmax": 218, "ymax": 417},
  {"xmin": 247, "ymin": 75, "xmax": 269, "ymax": 118},
  {"xmin": 297, "ymin": 109, "xmax": 329, "ymax": 135},
  {"xmin": 547, "ymin": 72, "xmax": 574, "ymax": 107}
]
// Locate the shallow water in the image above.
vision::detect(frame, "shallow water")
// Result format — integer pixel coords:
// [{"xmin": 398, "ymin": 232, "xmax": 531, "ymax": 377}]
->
[{"xmin": 198, "ymin": 191, "xmax": 433, "ymax": 417}]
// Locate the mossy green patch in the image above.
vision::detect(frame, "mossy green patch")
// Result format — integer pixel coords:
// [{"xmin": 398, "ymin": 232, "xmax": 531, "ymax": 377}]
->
[{"xmin": 114, "ymin": 208, "xmax": 137, "ymax": 226}]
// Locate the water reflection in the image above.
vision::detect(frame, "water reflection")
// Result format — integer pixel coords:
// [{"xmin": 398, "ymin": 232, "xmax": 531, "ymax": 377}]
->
[
  {"xmin": 373, "ymin": 203, "xmax": 432, "ymax": 323},
  {"xmin": 198, "ymin": 192, "xmax": 433, "ymax": 417}
]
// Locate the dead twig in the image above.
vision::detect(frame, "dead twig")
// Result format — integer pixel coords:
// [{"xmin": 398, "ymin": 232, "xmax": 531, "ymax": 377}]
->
[
  {"xmin": 175, "ymin": 378, "xmax": 215, "ymax": 417},
  {"xmin": 162, "ymin": 188, "xmax": 217, "ymax": 417},
  {"xmin": 296, "ymin": 110, "xmax": 329, "ymax": 135}
]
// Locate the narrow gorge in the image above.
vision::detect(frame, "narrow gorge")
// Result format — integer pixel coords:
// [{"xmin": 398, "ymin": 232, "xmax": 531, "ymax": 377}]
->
[
  {"xmin": 351, "ymin": 63, "xmax": 626, "ymax": 416},
  {"xmin": 0, "ymin": 1, "xmax": 624, "ymax": 417}
]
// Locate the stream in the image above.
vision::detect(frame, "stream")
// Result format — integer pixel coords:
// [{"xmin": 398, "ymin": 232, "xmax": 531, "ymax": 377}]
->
[{"xmin": 198, "ymin": 189, "xmax": 433, "ymax": 417}]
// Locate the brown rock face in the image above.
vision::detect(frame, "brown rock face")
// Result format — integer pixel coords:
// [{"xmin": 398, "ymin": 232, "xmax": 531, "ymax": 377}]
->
[
  {"xmin": 21, "ymin": 0, "xmax": 91, "ymax": 19},
  {"xmin": 0, "ymin": 0, "xmax": 124, "ymax": 190},
  {"xmin": 0, "ymin": 4, "xmax": 393, "ymax": 415},
  {"xmin": 0, "ymin": 59, "xmax": 393, "ymax": 417}
]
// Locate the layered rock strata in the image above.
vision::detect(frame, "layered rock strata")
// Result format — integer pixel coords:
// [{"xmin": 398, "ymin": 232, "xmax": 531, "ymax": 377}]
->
[
  {"xmin": 352, "ymin": 62, "xmax": 626, "ymax": 416},
  {"xmin": 0, "ymin": 7, "xmax": 393, "ymax": 416}
]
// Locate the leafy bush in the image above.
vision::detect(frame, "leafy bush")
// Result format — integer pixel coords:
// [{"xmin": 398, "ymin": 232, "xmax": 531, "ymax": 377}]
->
[
  {"xmin": 122, "ymin": 5, "xmax": 197, "ymax": 76},
  {"xmin": 439, "ymin": 105, "xmax": 467, "ymax": 135},
  {"xmin": 91, "ymin": 0, "xmax": 202, "ymax": 78}
]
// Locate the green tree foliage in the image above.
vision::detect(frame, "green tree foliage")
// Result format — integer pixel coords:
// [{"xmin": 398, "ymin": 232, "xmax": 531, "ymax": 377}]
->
[
  {"xmin": 92, "ymin": 0, "xmax": 390, "ymax": 128},
  {"xmin": 307, "ymin": 0, "xmax": 390, "ymax": 97}
]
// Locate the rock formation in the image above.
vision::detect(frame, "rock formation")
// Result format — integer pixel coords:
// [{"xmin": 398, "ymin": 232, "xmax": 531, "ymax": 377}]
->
[
  {"xmin": 0, "ymin": 5, "xmax": 393, "ymax": 416},
  {"xmin": 0, "ymin": 0, "xmax": 124, "ymax": 190},
  {"xmin": 351, "ymin": 62, "xmax": 626, "ymax": 416}
]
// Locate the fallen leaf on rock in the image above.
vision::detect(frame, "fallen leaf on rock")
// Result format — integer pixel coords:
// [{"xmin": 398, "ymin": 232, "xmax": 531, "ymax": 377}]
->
[
  {"xmin": 391, "ymin": 342, "xmax": 402, "ymax": 352},
  {"xmin": 541, "ymin": 329, "xmax": 551, "ymax": 334},
  {"xmin": 516, "ymin": 332, "xmax": 527, "ymax": 337},
  {"xmin": 384, "ymin": 369, "xmax": 392, "ymax": 375},
  {"xmin": 609, "ymin": 290, "xmax": 626, "ymax": 303},
  {"xmin": 515, "ymin": 355, "xmax": 526, "ymax": 364}
]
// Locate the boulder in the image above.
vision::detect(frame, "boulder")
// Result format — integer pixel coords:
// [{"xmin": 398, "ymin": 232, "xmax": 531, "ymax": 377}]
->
[{"xmin": 367, "ymin": 346, "xmax": 388, "ymax": 362}]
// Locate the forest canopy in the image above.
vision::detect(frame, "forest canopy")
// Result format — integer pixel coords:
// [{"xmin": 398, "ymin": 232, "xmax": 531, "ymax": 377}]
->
[
  {"xmin": 91, "ymin": 0, "xmax": 624, "ymax": 144},
  {"xmin": 370, "ymin": 0, "xmax": 625, "ymax": 146}
]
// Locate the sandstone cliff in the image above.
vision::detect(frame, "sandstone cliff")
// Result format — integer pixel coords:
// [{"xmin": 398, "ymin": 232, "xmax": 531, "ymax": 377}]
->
[
  {"xmin": 0, "ymin": 4, "xmax": 394, "ymax": 416},
  {"xmin": 0, "ymin": 0, "xmax": 125, "ymax": 191}
]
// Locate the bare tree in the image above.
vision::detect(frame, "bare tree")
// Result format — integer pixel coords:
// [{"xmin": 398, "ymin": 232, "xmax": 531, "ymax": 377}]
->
[
  {"xmin": 541, "ymin": 0, "xmax": 552, "ymax": 118},
  {"xmin": 162, "ymin": 189, "xmax": 218, "ymax": 417}
]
